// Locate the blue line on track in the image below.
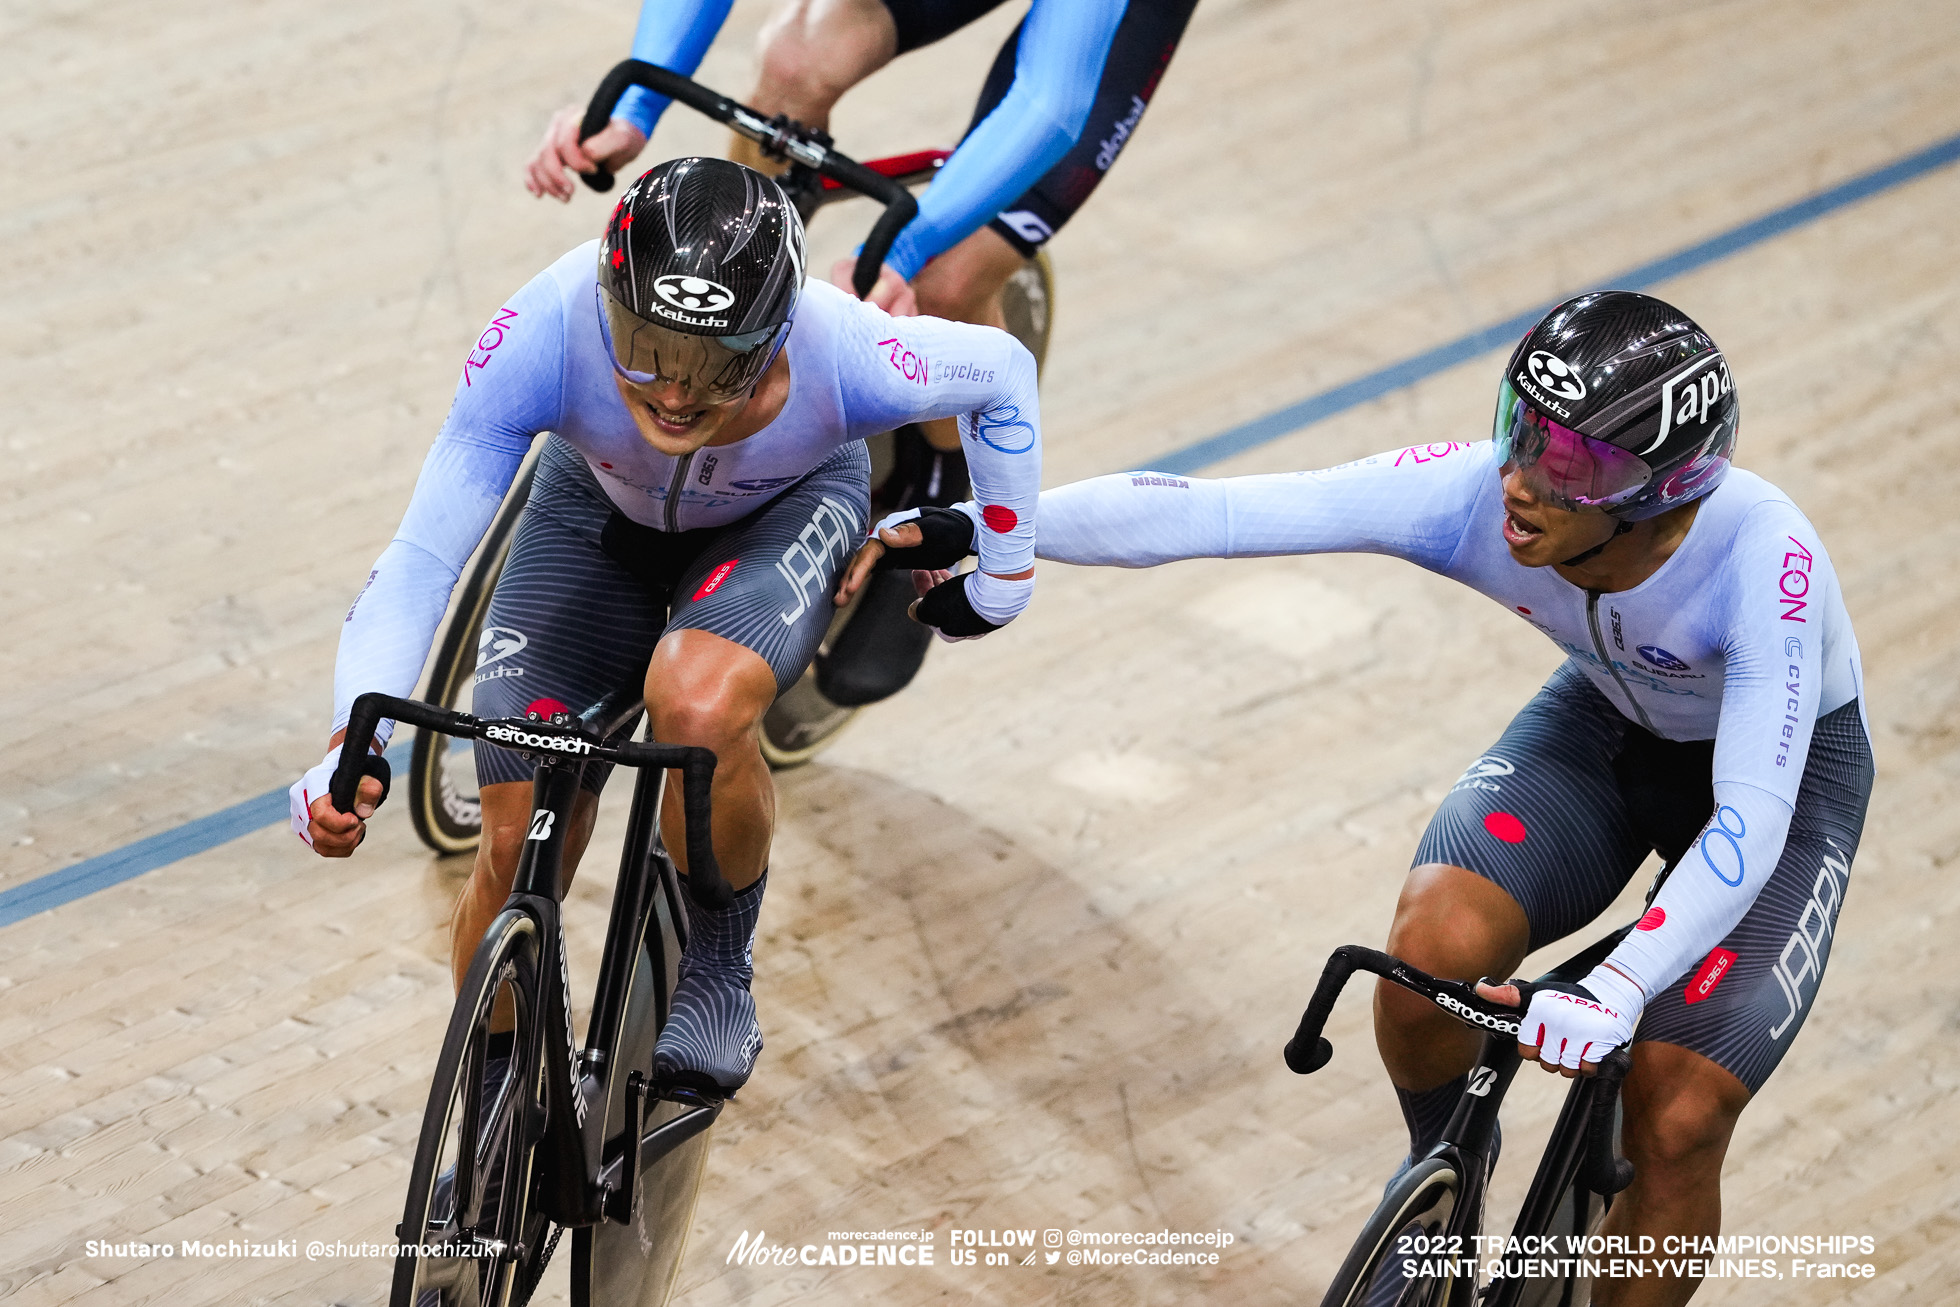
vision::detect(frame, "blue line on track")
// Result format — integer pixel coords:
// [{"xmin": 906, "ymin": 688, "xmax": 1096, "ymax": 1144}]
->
[
  {"xmin": 1152, "ymin": 129, "xmax": 1960, "ymax": 475},
  {"xmin": 0, "ymin": 791, "xmax": 290, "ymax": 929},
  {"xmin": 6, "ymin": 127, "xmax": 1958, "ymax": 931}
]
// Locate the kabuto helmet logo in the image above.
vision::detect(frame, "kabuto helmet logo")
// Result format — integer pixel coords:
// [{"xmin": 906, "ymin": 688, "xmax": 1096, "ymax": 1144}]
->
[
  {"xmin": 1526, "ymin": 351, "xmax": 1587, "ymax": 401},
  {"xmin": 653, "ymin": 275, "xmax": 736, "ymax": 315}
]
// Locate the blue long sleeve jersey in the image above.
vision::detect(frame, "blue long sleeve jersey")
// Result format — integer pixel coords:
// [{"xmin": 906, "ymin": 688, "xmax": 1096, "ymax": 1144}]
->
[{"xmin": 615, "ymin": 0, "xmax": 1126, "ymax": 279}]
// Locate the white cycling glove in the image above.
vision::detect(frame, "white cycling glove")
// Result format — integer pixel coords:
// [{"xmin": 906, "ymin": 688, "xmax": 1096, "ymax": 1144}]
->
[
  {"xmin": 288, "ymin": 747, "xmax": 345, "ymax": 847},
  {"xmin": 288, "ymin": 746, "xmax": 391, "ymax": 848},
  {"xmin": 1519, "ymin": 965, "xmax": 1643, "ymax": 1071}
]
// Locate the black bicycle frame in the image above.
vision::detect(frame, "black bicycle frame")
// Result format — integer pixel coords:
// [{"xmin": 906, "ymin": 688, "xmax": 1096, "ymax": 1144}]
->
[
  {"xmin": 1287, "ymin": 942, "xmax": 1637, "ymax": 1302},
  {"xmin": 335, "ymin": 691, "xmax": 726, "ymax": 1230}
]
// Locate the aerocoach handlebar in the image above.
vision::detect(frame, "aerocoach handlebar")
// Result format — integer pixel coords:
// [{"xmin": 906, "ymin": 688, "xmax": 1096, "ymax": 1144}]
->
[
  {"xmin": 576, "ymin": 59, "xmax": 920, "ymax": 299},
  {"xmin": 332, "ymin": 691, "xmax": 731, "ymax": 909},
  {"xmin": 1284, "ymin": 944, "xmax": 1634, "ymax": 1196},
  {"xmin": 1283, "ymin": 945, "xmax": 1524, "ymax": 1075}
]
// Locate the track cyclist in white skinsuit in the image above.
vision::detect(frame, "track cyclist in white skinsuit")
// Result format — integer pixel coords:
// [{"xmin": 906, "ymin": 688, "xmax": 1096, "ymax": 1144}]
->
[
  {"xmin": 851, "ymin": 292, "xmax": 1872, "ymax": 1305},
  {"xmin": 527, "ymin": 0, "xmax": 1201, "ymax": 677},
  {"xmin": 289, "ymin": 158, "xmax": 1040, "ymax": 1096}
]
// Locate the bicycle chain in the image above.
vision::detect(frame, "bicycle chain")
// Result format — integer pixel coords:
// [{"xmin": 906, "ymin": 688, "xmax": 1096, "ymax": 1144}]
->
[{"xmin": 511, "ymin": 1222, "xmax": 563, "ymax": 1306}]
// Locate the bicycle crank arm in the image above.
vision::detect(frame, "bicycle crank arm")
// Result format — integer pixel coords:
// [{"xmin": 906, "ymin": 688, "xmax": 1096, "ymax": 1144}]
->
[
  {"xmin": 593, "ymin": 1080, "xmax": 723, "ymax": 1224},
  {"xmin": 598, "ymin": 1072, "xmax": 652, "ymax": 1226},
  {"xmin": 639, "ymin": 1099, "xmax": 721, "ymax": 1167}
]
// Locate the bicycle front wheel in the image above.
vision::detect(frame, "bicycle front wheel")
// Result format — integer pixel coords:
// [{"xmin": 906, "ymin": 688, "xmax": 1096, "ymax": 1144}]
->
[
  {"xmin": 572, "ymin": 855, "xmax": 712, "ymax": 1306},
  {"xmin": 407, "ymin": 450, "xmax": 539, "ymax": 855},
  {"xmin": 391, "ymin": 909, "xmax": 549, "ymax": 1307},
  {"xmin": 1321, "ymin": 1156, "xmax": 1467, "ymax": 1307}
]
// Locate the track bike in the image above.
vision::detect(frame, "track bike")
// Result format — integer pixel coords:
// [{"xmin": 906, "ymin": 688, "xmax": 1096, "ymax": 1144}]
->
[
  {"xmin": 1285, "ymin": 927, "xmax": 1638, "ymax": 1307},
  {"xmin": 335, "ymin": 688, "xmax": 729, "ymax": 1307},
  {"xmin": 406, "ymin": 61, "xmax": 1055, "ymax": 855}
]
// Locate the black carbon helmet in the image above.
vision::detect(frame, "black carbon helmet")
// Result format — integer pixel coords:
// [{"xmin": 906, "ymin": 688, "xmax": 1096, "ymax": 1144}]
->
[
  {"xmin": 1495, "ymin": 291, "xmax": 1737, "ymax": 520},
  {"xmin": 597, "ymin": 157, "xmax": 806, "ymax": 402}
]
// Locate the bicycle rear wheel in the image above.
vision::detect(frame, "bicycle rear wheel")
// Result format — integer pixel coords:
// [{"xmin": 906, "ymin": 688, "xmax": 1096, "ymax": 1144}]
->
[
  {"xmin": 1507, "ymin": 1183, "xmax": 1608, "ymax": 1307},
  {"xmin": 1321, "ymin": 1156, "xmax": 1467, "ymax": 1307},
  {"xmin": 757, "ymin": 251, "xmax": 1056, "ymax": 769},
  {"xmin": 407, "ymin": 449, "xmax": 540, "ymax": 854},
  {"xmin": 1002, "ymin": 250, "xmax": 1055, "ymax": 375},
  {"xmin": 571, "ymin": 851, "xmax": 712, "ymax": 1306},
  {"xmin": 392, "ymin": 909, "xmax": 550, "ymax": 1307}
]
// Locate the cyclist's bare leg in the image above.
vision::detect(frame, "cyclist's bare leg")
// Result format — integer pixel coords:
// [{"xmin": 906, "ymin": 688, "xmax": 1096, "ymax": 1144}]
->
[
  {"xmin": 452, "ymin": 781, "xmax": 602, "ymax": 989},
  {"xmin": 731, "ymin": 0, "xmax": 899, "ymax": 174},
  {"xmin": 1592, "ymin": 1041, "xmax": 1751, "ymax": 1307},
  {"xmin": 1373, "ymin": 862, "xmax": 1530, "ymax": 1089},
  {"xmin": 448, "ymin": 627, "xmax": 774, "ymax": 987},
  {"xmin": 645, "ymin": 628, "xmax": 777, "ymax": 892}
]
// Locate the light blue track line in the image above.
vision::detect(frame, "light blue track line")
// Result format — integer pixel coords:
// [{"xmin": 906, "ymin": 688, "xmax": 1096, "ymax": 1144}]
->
[
  {"xmin": 1153, "ymin": 129, "xmax": 1960, "ymax": 475},
  {"xmin": 5, "ymin": 127, "xmax": 1958, "ymax": 931}
]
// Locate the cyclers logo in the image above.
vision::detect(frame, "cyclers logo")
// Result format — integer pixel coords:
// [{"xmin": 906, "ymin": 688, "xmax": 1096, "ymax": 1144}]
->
[
  {"xmin": 653, "ymin": 275, "xmax": 735, "ymax": 315},
  {"xmin": 482, "ymin": 723, "xmax": 592, "ymax": 755},
  {"xmin": 1437, "ymin": 993, "xmax": 1518, "ymax": 1034},
  {"xmin": 1526, "ymin": 351, "xmax": 1587, "ymax": 402}
]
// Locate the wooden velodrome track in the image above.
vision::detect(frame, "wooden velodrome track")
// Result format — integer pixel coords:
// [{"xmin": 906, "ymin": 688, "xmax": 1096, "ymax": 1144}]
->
[{"xmin": 5, "ymin": 0, "xmax": 1958, "ymax": 1301}]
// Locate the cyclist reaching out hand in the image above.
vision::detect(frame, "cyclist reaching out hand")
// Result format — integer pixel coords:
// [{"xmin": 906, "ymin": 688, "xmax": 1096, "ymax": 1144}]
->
[
  {"xmin": 290, "ymin": 158, "xmax": 1040, "ymax": 1096},
  {"xmin": 527, "ymin": 0, "xmax": 1197, "ymax": 517},
  {"xmin": 854, "ymin": 292, "xmax": 1872, "ymax": 1307}
]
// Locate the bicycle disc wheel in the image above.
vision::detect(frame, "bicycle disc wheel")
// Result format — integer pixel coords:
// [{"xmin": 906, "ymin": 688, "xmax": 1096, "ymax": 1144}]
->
[
  {"xmin": 572, "ymin": 857, "xmax": 712, "ymax": 1306},
  {"xmin": 1507, "ymin": 1183, "xmax": 1608, "ymax": 1307},
  {"xmin": 407, "ymin": 450, "xmax": 539, "ymax": 855},
  {"xmin": 392, "ymin": 908, "xmax": 549, "ymax": 1307},
  {"xmin": 1001, "ymin": 251, "xmax": 1056, "ymax": 376},
  {"xmin": 1321, "ymin": 1156, "xmax": 1466, "ymax": 1307}
]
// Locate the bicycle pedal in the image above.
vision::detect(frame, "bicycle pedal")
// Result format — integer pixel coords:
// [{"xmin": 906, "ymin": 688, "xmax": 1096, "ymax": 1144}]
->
[{"xmin": 654, "ymin": 1074, "xmax": 732, "ymax": 1107}]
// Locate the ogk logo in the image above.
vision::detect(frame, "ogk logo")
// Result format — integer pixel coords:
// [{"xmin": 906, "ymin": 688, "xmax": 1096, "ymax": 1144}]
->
[
  {"xmin": 478, "ymin": 626, "xmax": 527, "ymax": 667},
  {"xmin": 652, "ymin": 274, "xmax": 735, "ymax": 315},
  {"xmin": 1452, "ymin": 755, "xmax": 1515, "ymax": 793},
  {"xmin": 1526, "ymin": 351, "xmax": 1587, "ymax": 401}
]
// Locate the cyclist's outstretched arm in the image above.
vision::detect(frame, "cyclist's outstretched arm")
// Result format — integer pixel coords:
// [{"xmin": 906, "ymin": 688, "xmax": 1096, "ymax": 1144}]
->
[
  {"xmin": 291, "ymin": 263, "xmax": 564, "ymax": 851},
  {"xmin": 881, "ymin": 0, "xmax": 1126, "ymax": 281},
  {"xmin": 1031, "ymin": 442, "xmax": 1493, "ymax": 572}
]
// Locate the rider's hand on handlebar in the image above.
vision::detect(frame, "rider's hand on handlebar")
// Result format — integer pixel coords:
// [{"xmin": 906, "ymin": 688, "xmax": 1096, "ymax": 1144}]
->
[
  {"xmin": 290, "ymin": 745, "xmax": 388, "ymax": 857},
  {"xmin": 1478, "ymin": 971, "xmax": 1639, "ymax": 1079},
  {"xmin": 525, "ymin": 103, "xmax": 649, "ymax": 201},
  {"xmin": 830, "ymin": 257, "xmax": 917, "ymax": 315}
]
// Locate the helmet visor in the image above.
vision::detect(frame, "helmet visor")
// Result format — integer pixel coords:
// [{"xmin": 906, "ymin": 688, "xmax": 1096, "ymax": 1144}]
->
[
  {"xmin": 596, "ymin": 285, "xmax": 786, "ymax": 405},
  {"xmin": 1492, "ymin": 380, "xmax": 1652, "ymax": 510}
]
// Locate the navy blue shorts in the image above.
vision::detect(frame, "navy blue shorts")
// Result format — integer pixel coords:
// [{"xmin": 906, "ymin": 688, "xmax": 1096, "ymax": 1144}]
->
[
  {"xmin": 881, "ymin": 0, "xmax": 1200, "ymax": 255},
  {"xmin": 1413, "ymin": 662, "xmax": 1874, "ymax": 1092},
  {"xmin": 470, "ymin": 437, "xmax": 869, "ymax": 793}
]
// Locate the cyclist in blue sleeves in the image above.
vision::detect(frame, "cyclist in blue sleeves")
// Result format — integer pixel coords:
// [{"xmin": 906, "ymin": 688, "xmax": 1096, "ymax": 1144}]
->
[{"xmin": 526, "ymin": 0, "xmax": 1198, "ymax": 519}]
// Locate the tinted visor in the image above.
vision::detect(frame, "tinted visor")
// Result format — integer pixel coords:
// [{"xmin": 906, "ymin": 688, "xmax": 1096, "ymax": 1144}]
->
[
  {"xmin": 596, "ymin": 285, "xmax": 786, "ymax": 404},
  {"xmin": 1492, "ymin": 379, "xmax": 1652, "ymax": 510}
]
